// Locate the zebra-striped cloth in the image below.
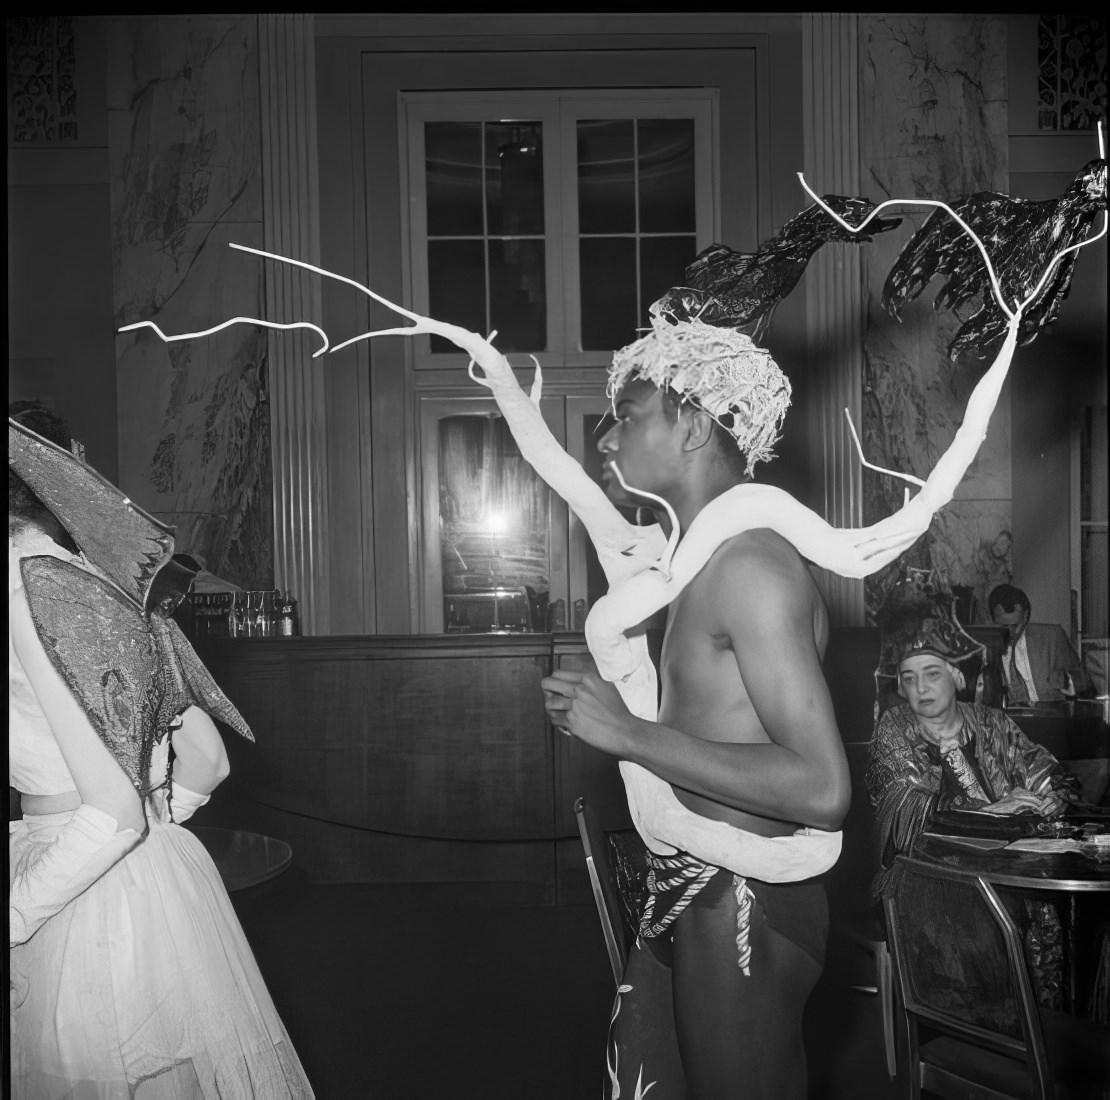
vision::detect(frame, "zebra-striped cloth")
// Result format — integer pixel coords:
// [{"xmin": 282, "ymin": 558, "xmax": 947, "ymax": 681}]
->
[{"xmin": 639, "ymin": 850, "xmax": 756, "ymax": 975}]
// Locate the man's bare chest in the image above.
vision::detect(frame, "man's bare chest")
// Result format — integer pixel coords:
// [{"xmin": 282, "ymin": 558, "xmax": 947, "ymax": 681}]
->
[{"xmin": 659, "ymin": 594, "xmax": 752, "ymax": 726}]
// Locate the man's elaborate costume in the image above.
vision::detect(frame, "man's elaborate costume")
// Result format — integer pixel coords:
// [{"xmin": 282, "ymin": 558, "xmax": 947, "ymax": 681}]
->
[
  {"xmin": 117, "ymin": 135, "xmax": 1106, "ymax": 1096},
  {"xmin": 609, "ymin": 853, "xmax": 830, "ymax": 1098},
  {"xmin": 882, "ymin": 158, "xmax": 1107, "ymax": 360},
  {"xmin": 651, "ymin": 194, "xmax": 901, "ymax": 341}
]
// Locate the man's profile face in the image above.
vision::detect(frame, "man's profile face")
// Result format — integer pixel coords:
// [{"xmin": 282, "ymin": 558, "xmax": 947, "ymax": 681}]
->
[
  {"xmin": 991, "ymin": 604, "xmax": 1029, "ymax": 646},
  {"xmin": 898, "ymin": 653, "xmax": 959, "ymax": 721},
  {"xmin": 597, "ymin": 376, "xmax": 683, "ymax": 503}
]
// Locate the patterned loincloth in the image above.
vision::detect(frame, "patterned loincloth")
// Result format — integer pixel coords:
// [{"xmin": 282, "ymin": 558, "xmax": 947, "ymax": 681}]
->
[{"xmin": 639, "ymin": 849, "xmax": 757, "ymax": 975}]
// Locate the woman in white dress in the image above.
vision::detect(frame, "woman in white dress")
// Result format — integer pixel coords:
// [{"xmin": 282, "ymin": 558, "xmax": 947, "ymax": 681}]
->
[{"xmin": 9, "ymin": 409, "xmax": 314, "ymax": 1099}]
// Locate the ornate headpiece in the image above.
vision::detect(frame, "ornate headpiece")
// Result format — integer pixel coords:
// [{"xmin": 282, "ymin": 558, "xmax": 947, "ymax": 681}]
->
[
  {"xmin": 607, "ymin": 312, "xmax": 791, "ymax": 477},
  {"xmin": 875, "ymin": 567, "xmax": 983, "ymax": 679},
  {"xmin": 10, "ymin": 419, "xmax": 253, "ymax": 793},
  {"xmin": 883, "ymin": 158, "xmax": 1107, "ymax": 360},
  {"xmin": 8, "ymin": 418, "xmax": 175, "ymax": 613}
]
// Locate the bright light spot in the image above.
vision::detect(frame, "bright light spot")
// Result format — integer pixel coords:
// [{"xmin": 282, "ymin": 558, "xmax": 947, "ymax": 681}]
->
[{"xmin": 486, "ymin": 512, "xmax": 510, "ymax": 534}]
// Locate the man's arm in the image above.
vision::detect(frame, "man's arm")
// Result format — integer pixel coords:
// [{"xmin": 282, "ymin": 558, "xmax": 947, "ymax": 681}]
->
[{"xmin": 543, "ymin": 538, "xmax": 850, "ymax": 830}]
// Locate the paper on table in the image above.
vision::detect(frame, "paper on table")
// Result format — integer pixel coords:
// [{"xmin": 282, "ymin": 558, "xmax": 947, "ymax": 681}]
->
[
  {"xmin": 1004, "ymin": 838, "xmax": 1081, "ymax": 853},
  {"xmin": 924, "ymin": 834, "xmax": 1009, "ymax": 851}
]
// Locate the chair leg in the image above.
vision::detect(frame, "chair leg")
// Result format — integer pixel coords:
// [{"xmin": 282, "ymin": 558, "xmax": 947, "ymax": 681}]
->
[
  {"xmin": 893, "ymin": 985, "xmax": 921, "ymax": 1100},
  {"xmin": 875, "ymin": 939, "xmax": 897, "ymax": 1080},
  {"xmin": 906, "ymin": 1019, "xmax": 923, "ymax": 1100}
]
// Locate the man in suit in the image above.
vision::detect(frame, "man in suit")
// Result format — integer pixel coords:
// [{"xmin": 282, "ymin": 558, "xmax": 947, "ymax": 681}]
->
[{"xmin": 989, "ymin": 584, "xmax": 1092, "ymax": 702}]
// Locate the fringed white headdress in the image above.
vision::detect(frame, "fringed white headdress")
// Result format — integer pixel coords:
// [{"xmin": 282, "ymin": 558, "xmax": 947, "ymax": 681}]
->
[{"xmin": 607, "ymin": 311, "xmax": 791, "ymax": 477}]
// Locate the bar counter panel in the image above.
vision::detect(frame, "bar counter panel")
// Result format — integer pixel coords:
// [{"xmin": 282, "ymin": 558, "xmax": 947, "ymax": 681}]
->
[
  {"xmin": 199, "ymin": 634, "xmax": 575, "ymax": 841},
  {"xmin": 193, "ymin": 633, "xmax": 621, "ymax": 898},
  {"xmin": 191, "ymin": 632, "xmax": 1105, "ymax": 897}
]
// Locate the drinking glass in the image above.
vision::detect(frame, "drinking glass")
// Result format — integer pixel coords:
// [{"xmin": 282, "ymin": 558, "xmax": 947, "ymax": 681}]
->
[
  {"xmin": 228, "ymin": 592, "xmax": 247, "ymax": 638},
  {"xmin": 246, "ymin": 590, "xmax": 266, "ymax": 637}
]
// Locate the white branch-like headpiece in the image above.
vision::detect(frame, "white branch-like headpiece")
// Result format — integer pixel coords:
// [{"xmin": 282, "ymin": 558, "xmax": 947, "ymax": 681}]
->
[{"xmin": 117, "ymin": 124, "xmax": 1107, "ymax": 881}]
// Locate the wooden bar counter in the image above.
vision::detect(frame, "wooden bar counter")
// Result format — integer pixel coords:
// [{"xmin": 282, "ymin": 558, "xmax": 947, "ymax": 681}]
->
[
  {"xmin": 190, "ymin": 629, "xmax": 1106, "ymax": 904},
  {"xmin": 193, "ymin": 633, "xmax": 622, "ymax": 903}
]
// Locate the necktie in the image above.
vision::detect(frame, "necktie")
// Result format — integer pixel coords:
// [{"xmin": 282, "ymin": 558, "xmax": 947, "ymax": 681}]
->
[{"xmin": 1008, "ymin": 648, "xmax": 1030, "ymax": 705}]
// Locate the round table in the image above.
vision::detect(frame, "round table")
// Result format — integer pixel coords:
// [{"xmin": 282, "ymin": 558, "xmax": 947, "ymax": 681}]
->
[
  {"xmin": 915, "ymin": 830, "xmax": 1110, "ymax": 1016},
  {"xmin": 188, "ymin": 826, "xmax": 293, "ymax": 892}
]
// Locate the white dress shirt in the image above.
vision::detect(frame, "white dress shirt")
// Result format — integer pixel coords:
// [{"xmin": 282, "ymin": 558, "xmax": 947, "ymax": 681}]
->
[{"xmin": 1003, "ymin": 633, "xmax": 1039, "ymax": 704}]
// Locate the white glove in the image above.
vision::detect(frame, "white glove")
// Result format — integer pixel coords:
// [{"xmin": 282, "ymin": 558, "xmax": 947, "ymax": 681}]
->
[
  {"xmin": 168, "ymin": 781, "xmax": 211, "ymax": 825},
  {"xmin": 10, "ymin": 804, "xmax": 141, "ymax": 947},
  {"xmin": 144, "ymin": 781, "xmax": 211, "ymax": 826}
]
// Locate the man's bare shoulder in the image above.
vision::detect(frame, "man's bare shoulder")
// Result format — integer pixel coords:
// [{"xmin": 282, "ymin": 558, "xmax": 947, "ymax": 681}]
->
[
  {"xmin": 683, "ymin": 527, "xmax": 824, "ymax": 647},
  {"xmin": 702, "ymin": 527, "xmax": 814, "ymax": 594}
]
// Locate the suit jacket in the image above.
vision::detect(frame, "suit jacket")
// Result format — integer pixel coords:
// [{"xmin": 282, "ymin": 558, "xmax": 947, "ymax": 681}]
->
[{"xmin": 1021, "ymin": 622, "xmax": 1091, "ymax": 700}]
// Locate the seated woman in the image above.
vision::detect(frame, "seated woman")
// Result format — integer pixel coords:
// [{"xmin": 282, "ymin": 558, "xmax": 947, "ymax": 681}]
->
[
  {"xmin": 865, "ymin": 623, "xmax": 1081, "ymax": 893},
  {"xmin": 865, "ymin": 587, "xmax": 1082, "ymax": 1012},
  {"xmin": 9, "ymin": 408, "xmax": 314, "ymax": 1098}
]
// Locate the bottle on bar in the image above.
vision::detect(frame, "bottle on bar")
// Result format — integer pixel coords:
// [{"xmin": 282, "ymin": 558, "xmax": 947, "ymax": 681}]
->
[{"xmin": 278, "ymin": 594, "xmax": 299, "ymax": 637}]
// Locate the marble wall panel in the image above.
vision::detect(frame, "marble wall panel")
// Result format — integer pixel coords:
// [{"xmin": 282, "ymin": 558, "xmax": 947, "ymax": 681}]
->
[
  {"xmin": 866, "ymin": 499, "xmax": 1014, "ymax": 628},
  {"xmin": 859, "ymin": 14, "xmax": 1010, "ymax": 621},
  {"xmin": 108, "ymin": 16, "xmax": 271, "ymax": 589}
]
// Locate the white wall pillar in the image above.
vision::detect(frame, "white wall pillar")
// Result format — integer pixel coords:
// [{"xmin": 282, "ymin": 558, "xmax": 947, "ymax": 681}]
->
[
  {"xmin": 258, "ymin": 14, "xmax": 330, "ymax": 633},
  {"xmin": 802, "ymin": 12, "xmax": 866, "ymax": 625}
]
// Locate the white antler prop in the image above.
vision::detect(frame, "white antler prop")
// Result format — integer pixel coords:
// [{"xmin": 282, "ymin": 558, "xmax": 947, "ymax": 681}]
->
[
  {"xmin": 297, "ymin": 178, "xmax": 1095, "ymax": 874},
  {"xmin": 118, "ymin": 316, "xmax": 331, "ymax": 358},
  {"xmin": 117, "ymin": 148, "xmax": 1105, "ymax": 879}
]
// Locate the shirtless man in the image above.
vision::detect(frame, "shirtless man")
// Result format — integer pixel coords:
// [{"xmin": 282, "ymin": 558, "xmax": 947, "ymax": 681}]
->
[{"xmin": 541, "ymin": 332, "xmax": 850, "ymax": 1098}]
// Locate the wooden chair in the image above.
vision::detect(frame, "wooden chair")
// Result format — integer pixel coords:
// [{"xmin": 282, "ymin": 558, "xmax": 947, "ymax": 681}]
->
[
  {"xmin": 823, "ymin": 740, "xmax": 897, "ymax": 1078},
  {"xmin": 573, "ymin": 796, "xmax": 648, "ymax": 987},
  {"xmin": 824, "ymin": 912, "xmax": 897, "ymax": 1080},
  {"xmin": 883, "ymin": 855, "xmax": 1110, "ymax": 1099}
]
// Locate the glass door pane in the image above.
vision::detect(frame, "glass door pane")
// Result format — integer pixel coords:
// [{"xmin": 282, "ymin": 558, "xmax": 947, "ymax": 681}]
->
[
  {"xmin": 404, "ymin": 90, "xmax": 717, "ymax": 368},
  {"xmin": 420, "ymin": 395, "xmax": 568, "ymax": 633},
  {"xmin": 577, "ymin": 119, "xmax": 635, "ymax": 233},
  {"xmin": 576, "ymin": 116, "xmax": 697, "ymax": 352},
  {"xmin": 637, "ymin": 118, "xmax": 697, "ymax": 233},
  {"xmin": 425, "ymin": 120, "xmax": 484, "ymax": 235},
  {"xmin": 565, "ymin": 396, "xmax": 640, "ymax": 632},
  {"xmin": 424, "ymin": 119, "xmax": 547, "ymax": 354},
  {"xmin": 579, "ymin": 237, "xmax": 637, "ymax": 350}
]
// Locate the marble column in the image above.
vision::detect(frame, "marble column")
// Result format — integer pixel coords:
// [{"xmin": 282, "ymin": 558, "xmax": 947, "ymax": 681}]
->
[
  {"xmin": 258, "ymin": 14, "xmax": 329, "ymax": 635},
  {"xmin": 802, "ymin": 12, "xmax": 866, "ymax": 626},
  {"xmin": 110, "ymin": 16, "xmax": 272, "ymax": 591}
]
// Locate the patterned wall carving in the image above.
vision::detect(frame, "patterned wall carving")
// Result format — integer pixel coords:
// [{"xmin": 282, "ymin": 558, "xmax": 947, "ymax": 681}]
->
[
  {"xmin": 110, "ymin": 16, "xmax": 273, "ymax": 590},
  {"xmin": 859, "ymin": 14, "xmax": 1011, "ymax": 624},
  {"xmin": 1037, "ymin": 15, "xmax": 1107, "ymax": 131},
  {"xmin": 6, "ymin": 16, "xmax": 77, "ymax": 143}
]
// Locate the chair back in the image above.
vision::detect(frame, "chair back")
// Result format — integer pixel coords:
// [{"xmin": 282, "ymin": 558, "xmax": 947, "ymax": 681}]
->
[
  {"xmin": 883, "ymin": 855, "xmax": 1053, "ymax": 1098},
  {"xmin": 574, "ymin": 796, "xmax": 648, "ymax": 986}
]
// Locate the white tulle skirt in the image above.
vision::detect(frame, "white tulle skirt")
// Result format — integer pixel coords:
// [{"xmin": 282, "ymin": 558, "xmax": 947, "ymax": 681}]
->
[{"xmin": 9, "ymin": 810, "xmax": 314, "ymax": 1099}]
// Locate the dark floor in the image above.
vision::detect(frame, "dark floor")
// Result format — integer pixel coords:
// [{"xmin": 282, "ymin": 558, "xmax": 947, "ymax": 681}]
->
[{"xmin": 229, "ymin": 868, "xmax": 899, "ymax": 1100}]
